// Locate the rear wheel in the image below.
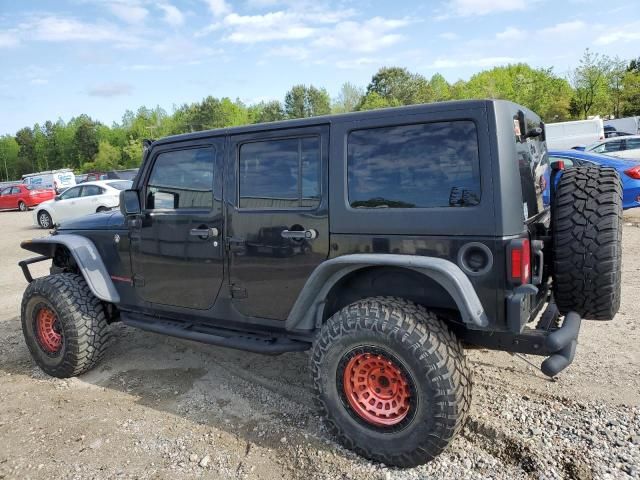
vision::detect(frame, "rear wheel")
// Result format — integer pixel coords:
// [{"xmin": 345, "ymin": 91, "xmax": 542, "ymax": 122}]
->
[
  {"xmin": 552, "ymin": 166, "xmax": 623, "ymax": 319},
  {"xmin": 37, "ymin": 210, "xmax": 53, "ymax": 229},
  {"xmin": 311, "ymin": 297, "xmax": 471, "ymax": 467},
  {"xmin": 21, "ymin": 273, "xmax": 110, "ymax": 378},
  {"xmin": 18, "ymin": 200, "xmax": 27, "ymax": 211}
]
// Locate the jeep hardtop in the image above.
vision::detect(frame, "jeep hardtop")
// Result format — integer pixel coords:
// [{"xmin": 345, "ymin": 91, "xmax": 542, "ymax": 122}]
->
[{"xmin": 19, "ymin": 99, "xmax": 622, "ymax": 467}]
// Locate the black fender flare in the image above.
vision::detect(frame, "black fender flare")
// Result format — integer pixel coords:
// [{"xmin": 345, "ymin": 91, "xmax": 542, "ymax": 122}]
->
[
  {"xmin": 20, "ymin": 234, "xmax": 120, "ymax": 303},
  {"xmin": 285, "ymin": 254, "xmax": 489, "ymax": 331}
]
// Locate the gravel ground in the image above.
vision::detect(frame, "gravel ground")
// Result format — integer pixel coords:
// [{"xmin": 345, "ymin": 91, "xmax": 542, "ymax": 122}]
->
[{"xmin": 0, "ymin": 210, "xmax": 638, "ymax": 480}]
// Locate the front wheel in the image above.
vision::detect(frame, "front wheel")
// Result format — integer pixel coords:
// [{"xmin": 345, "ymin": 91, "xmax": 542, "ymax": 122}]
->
[
  {"xmin": 21, "ymin": 273, "xmax": 111, "ymax": 378},
  {"xmin": 37, "ymin": 210, "xmax": 53, "ymax": 229},
  {"xmin": 311, "ymin": 297, "xmax": 472, "ymax": 467}
]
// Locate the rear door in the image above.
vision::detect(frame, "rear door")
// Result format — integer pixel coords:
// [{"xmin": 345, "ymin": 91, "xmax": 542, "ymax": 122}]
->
[
  {"xmin": 226, "ymin": 125, "xmax": 329, "ymax": 320},
  {"xmin": 0, "ymin": 187, "xmax": 13, "ymax": 209}
]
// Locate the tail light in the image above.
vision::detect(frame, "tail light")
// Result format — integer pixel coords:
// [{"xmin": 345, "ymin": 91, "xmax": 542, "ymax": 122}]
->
[
  {"xmin": 508, "ymin": 238, "xmax": 531, "ymax": 285},
  {"xmin": 624, "ymin": 165, "xmax": 640, "ymax": 180}
]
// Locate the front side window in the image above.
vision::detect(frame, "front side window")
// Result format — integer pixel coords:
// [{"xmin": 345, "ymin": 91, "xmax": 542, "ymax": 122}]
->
[
  {"xmin": 59, "ymin": 186, "xmax": 81, "ymax": 200},
  {"xmin": 603, "ymin": 140, "xmax": 623, "ymax": 152},
  {"xmin": 146, "ymin": 147, "xmax": 214, "ymax": 210},
  {"xmin": 348, "ymin": 121, "xmax": 481, "ymax": 209},
  {"xmin": 625, "ymin": 138, "xmax": 640, "ymax": 150},
  {"xmin": 239, "ymin": 136, "xmax": 321, "ymax": 209}
]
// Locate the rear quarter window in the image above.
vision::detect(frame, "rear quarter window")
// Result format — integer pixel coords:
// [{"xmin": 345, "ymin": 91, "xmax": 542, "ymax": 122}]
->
[{"xmin": 347, "ymin": 121, "xmax": 481, "ymax": 209}]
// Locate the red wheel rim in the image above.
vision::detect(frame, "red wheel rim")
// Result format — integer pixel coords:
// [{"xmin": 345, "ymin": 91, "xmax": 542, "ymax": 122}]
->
[
  {"xmin": 342, "ymin": 352, "xmax": 411, "ymax": 427},
  {"xmin": 36, "ymin": 307, "xmax": 62, "ymax": 353}
]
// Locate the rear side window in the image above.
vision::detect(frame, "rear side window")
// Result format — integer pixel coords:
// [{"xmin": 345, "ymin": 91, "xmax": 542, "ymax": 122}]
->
[
  {"xmin": 81, "ymin": 185, "xmax": 103, "ymax": 197},
  {"xmin": 626, "ymin": 138, "xmax": 640, "ymax": 150},
  {"xmin": 239, "ymin": 137, "xmax": 321, "ymax": 209},
  {"xmin": 347, "ymin": 121, "xmax": 480, "ymax": 208},
  {"xmin": 146, "ymin": 147, "xmax": 214, "ymax": 210}
]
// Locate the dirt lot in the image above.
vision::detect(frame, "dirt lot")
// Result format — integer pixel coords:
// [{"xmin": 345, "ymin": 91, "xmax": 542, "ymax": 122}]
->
[{"xmin": 0, "ymin": 210, "xmax": 638, "ymax": 480}]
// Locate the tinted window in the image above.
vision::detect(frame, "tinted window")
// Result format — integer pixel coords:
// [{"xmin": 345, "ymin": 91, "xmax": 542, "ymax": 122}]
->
[
  {"xmin": 146, "ymin": 147, "xmax": 214, "ymax": 210},
  {"xmin": 348, "ymin": 121, "xmax": 480, "ymax": 208},
  {"xmin": 626, "ymin": 138, "xmax": 640, "ymax": 150},
  {"xmin": 82, "ymin": 185, "xmax": 103, "ymax": 197},
  {"xmin": 10, "ymin": 187, "xmax": 20, "ymax": 194},
  {"xmin": 239, "ymin": 136, "xmax": 321, "ymax": 209},
  {"xmin": 0, "ymin": 188, "xmax": 10, "ymax": 196},
  {"xmin": 604, "ymin": 140, "xmax": 623, "ymax": 152},
  {"xmin": 106, "ymin": 180, "xmax": 133, "ymax": 190},
  {"xmin": 59, "ymin": 186, "xmax": 81, "ymax": 199}
]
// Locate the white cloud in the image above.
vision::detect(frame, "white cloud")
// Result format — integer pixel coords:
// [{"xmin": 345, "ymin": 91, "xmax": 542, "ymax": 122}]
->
[
  {"xmin": 595, "ymin": 28, "xmax": 640, "ymax": 45},
  {"xmin": 204, "ymin": 0, "xmax": 231, "ymax": 17},
  {"xmin": 23, "ymin": 16, "xmax": 138, "ymax": 46},
  {"xmin": 106, "ymin": 1, "xmax": 149, "ymax": 24},
  {"xmin": 430, "ymin": 56, "xmax": 519, "ymax": 68},
  {"xmin": 87, "ymin": 82, "xmax": 133, "ymax": 97},
  {"xmin": 158, "ymin": 4, "xmax": 185, "ymax": 27},
  {"xmin": 539, "ymin": 20, "xmax": 586, "ymax": 35},
  {"xmin": 448, "ymin": 0, "xmax": 526, "ymax": 16},
  {"xmin": 439, "ymin": 32, "xmax": 458, "ymax": 40},
  {"xmin": 496, "ymin": 27, "xmax": 523, "ymax": 40},
  {"xmin": 313, "ymin": 17, "xmax": 409, "ymax": 53},
  {"xmin": 223, "ymin": 11, "xmax": 316, "ymax": 43},
  {"xmin": 0, "ymin": 31, "xmax": 19, "ymax": 48},
  {"xmin": 267, "ymin": 45, "xmax": 310, "ymax": 60},
  {"xmin": 30, "ymin": 78, "xmax": 48, "ymax": 85},
  {"xmin": 335, "ymin": 57, "xmax": 380, "ymax": 69}
]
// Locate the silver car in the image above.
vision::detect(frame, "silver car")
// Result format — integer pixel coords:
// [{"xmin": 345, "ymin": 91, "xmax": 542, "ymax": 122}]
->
[{"xmin": 585, "ymin": 135, "xmax": 640, "ymax": 160}]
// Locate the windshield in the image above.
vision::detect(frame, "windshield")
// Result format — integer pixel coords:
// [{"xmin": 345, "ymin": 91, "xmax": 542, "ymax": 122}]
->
[{"xmin": 106, "ymin": 180, "xmax": 133, "ymax": 190}]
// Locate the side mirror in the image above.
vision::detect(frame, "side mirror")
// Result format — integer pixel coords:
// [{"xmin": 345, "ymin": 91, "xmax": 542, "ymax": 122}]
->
[
  {"xmin": 54, "ymin": 195, "xmax": 60, "ymax": 201},
  {"xmin": 120, "ymin": 189, "xmax": 141, "ymax": 216}
]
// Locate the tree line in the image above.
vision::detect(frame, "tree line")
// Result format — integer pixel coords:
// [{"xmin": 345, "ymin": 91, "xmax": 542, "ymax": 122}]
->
[{"xmin": 1, "ymin": 49, "xmax": 639, "ymax": 182}]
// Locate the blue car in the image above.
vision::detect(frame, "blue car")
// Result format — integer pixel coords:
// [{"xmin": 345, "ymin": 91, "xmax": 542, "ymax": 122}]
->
[{"xmin": 549, "ymin": 150, "xmax": 640, "ymax": 209}]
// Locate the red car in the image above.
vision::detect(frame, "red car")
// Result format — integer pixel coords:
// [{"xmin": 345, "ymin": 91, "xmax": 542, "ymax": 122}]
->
[{"xmin": 0, "ymin": 184, "xmax": 56, "ymax": 211}]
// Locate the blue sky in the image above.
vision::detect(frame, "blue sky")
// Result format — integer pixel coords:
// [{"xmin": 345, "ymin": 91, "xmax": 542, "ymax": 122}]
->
[{"xmin": 1, "ymin": 0, "xmax": 639, "ymax": 135}]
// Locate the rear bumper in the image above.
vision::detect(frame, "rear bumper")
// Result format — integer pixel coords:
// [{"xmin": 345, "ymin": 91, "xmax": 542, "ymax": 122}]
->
[{"xmin": 461, "ymin": 303, "xmax": 582, "ymax": 377}]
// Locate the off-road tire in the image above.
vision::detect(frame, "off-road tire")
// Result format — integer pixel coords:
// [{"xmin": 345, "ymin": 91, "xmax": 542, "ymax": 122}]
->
[
  {"xmin": 37, "ymin": 210, "xmax": 53, "ymax": 229},
  {"xmin": 552, "ymin": 166, "xmax": 623, "ymax": 320},
  {"xmin": 21, "ymin": 273, "xmax": 110, "ymax": 378},
  {"xmin": 18, "ymin": 200, "xmax": 27, "ymax": 211},
  {"xmin": 311, "ymin": 297, "xmax": 471, "ymax": 467}
]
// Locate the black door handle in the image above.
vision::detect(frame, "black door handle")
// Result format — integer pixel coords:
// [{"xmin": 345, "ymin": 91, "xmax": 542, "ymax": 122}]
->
[{"xmin": 281, "ymin": 229, "xmax": 317, "ymax": 240}]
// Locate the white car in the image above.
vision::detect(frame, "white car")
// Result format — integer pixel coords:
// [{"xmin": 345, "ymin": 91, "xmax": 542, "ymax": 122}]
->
[
  {"xmin": 34, "ymin": 180, "xmax": 132, "ymax": 229},
  {"xmin": 585, "ymin": 135, "xmax": 640, "ymax": 160}
]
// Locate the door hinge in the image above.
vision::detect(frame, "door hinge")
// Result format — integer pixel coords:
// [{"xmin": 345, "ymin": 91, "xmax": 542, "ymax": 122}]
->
[
  {"xmin": 132, "ymin": 274, "xmax": 145, "ymax": 287},
  {"xmin": 230, "ymin": 284, "xmax": 247, "ymax": 299}
]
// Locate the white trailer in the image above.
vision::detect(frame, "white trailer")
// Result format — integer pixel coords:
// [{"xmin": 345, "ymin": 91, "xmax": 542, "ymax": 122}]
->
[
  {"xmin": 545, "ymin": 118, "xmax": 604, "ymax": 150},
  {"xmin": 605, "ymin": 116, "xmax": 640, "ymax": 134},
  {"xmin": 22, "ymin": 169, "xmax": 76, "ymax": 193}
]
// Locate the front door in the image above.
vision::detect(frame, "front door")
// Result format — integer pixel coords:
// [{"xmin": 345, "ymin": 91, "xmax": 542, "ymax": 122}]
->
[
  {"xmin": 226, "ymin": 125, "xmax": 329, "ymax": 320},
  {"xmin": 130, "ymin": 139, "xmax": 224, "ymax": 310}
]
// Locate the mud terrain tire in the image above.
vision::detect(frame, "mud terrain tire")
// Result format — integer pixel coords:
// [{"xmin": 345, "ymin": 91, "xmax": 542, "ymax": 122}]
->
[
  {"xmin": 21, "ymin": 273, "xmax": 110, "ymax": 378},
  {"xmin": 552, "ymin": 166, "xmax": 623, "ymax": 319},
  {"xmin": 311, "ymin": 297, "xmax": 471, "ymax": 467}
]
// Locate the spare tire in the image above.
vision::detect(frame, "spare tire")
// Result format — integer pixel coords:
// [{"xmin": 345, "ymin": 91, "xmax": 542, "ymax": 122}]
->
[{"xmin": 552, "ymin": 166, "xmax": 622, "ymax": 320}]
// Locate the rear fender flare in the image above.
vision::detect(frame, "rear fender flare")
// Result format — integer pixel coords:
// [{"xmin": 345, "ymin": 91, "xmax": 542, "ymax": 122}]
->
[
  {"xmin": 20, "ymin": 234, "xmax": 120, "ymax": 303},
  {"xmin": 285, "ymin": 254, "xmax": 489, "ymax": 331}
]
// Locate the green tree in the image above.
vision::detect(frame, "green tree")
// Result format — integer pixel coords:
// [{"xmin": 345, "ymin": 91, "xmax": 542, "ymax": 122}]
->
[
  {"xmin": 0, "ymin": 135, "xmax": 20, "ymax": 181},
  {"xmin": 284, "ymin": 85, "xmax": 331, "ymax": 118},
  {"xmin": 608, "ymin": 57, "xmax": 627, "ymax": 118},
  {"xmin": 249, "ymin": 100, "xmax": 286, "ymax": 123},
  {"xmin": 621, "ymin": 71, "xmax": 640, "ymax": 116},
  {"xmin": 332, "ymin": 82, "xmax": 364, "ymax": 113},
  {"xmin": 571, "ymin": 49, "xmax": 612, "ymax": 119},
  {"xmin": 15, "ymin": 127, "xmax": 36, "ymax": 172},
  {"xmin": 429, "ymin": 74, "xmax": 451, "ymax": 102},
  {"xmin": 82, "ymin": 140, "xmax": 121, "ymax": 172},
  {"xmin": 360, "ymin": 67, "xmax": 433, "ymax": 107},
  {"xmin": 72, "ymin": 115, "xmax": 100, "ymax": 167}
]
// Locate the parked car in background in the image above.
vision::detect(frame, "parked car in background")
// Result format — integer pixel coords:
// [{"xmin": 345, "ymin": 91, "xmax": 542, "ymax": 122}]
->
[
  {"xmin": 549, "ymin": 149, "xmax": 640, "ymax": 209},
  {"xmin": 605, "ymin": 130, "xmax": 634, "ymax": 138},
  {"xmin": 83, "ymin": 172, "xmax": 107, "ymax": 182},
  {"xmin": 75, "ymin": 174, "xmax": 88, "ymax": 184},
  {"xmin": 0, "ymin": 184, "xmax": 56, "ymax": 211},
  {"xmin": 22, "ymin": 169, "xmax": 76, "ymax": 193},
  {"xmin": 33, "ymin": 180, "xmax": 132, "ymax": 228},
  {"xmin": 106, "ymin": 169, "xmax": 139, "ymax": 181},
  {"xmin": 546, "ymin": 117, "xmax": 604, "ymax": 150},
  {"xmin": 584, "ymin": 135, "xmax": 640, "ymax": 160}
]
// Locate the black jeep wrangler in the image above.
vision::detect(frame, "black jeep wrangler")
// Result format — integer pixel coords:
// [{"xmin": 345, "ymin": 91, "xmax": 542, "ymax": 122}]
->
[{"xmin": 18, "ymin": 100, "xmax": 622, "ymax": 467}]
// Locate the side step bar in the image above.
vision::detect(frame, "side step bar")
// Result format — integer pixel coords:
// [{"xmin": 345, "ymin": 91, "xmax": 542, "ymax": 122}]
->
[{"xmin": 122, "ymin": 314, "xmax": 310, "ymax": 355}]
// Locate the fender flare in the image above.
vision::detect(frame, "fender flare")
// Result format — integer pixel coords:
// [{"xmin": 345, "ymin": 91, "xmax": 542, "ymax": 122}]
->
[
  {"xmin": 20, "ymin": 234, "xmax": 120, "ymax": 303},
  {"xmin": 285, "ymin": 254, "xmax": 489, "ymax": 331}
]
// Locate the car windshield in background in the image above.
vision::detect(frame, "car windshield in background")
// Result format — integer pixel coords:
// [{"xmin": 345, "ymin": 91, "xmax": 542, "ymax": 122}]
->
[{"xmin": 106, "ymin": 181, "xmax": 133, "ymax": 190}]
